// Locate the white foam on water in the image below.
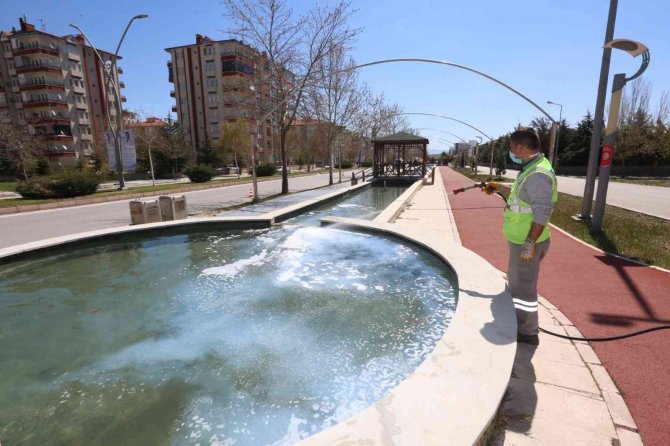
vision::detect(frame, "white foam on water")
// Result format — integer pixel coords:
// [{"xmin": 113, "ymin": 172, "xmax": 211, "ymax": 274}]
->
[{"xmin": 200, "ymin": 250, "xmax": 269, "ymax": 278}]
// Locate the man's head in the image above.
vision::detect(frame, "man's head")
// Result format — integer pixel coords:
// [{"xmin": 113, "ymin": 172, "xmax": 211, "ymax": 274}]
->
[{"xmin": 509, "ymin": 128, "xmax": 540, "ymax": 158}]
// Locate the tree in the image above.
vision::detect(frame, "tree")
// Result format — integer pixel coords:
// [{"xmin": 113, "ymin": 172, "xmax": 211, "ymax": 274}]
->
[
  {"xmin": 0, "ymin": 121, "xmax": 38, "ymax": 180},
  {"xmin": 218, "ymin": 118, "xmax": 251, "ymax": 180},
  {"xmin": 155, "ymin": 118, "xmax": 193, "ymax": 178},
  {"xmin": 561, "ymin": 112, "xmax": 594, "ymax": 166},
  {"xmin": 223, "ymin": 0, "xmax": 361, "ymax": 194},
  {"xmin": 135, "ymin": 126, "xmax": 167, "ymax": 186},
  {"xmin": 306, "ymin": 45, "xmax": 365, "ymax": 184},
  {"xmin": 616, "ymin": 78, "xmax": 652, "ymax": 177}
]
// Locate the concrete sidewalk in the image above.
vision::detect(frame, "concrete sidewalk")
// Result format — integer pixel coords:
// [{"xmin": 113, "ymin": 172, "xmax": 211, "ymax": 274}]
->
[
  {"xmin": 474, "ymin": 164, "xmax": 670, "ymax": 220},
  {"xmin": 394, "ymin": 169, "xmax": 643, "ymax": 446}
]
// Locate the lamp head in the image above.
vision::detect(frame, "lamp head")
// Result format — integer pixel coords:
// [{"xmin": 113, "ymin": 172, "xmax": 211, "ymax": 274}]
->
[
  {"xmin": 134, "ymin": 14, "xmax": 149, "ymax": 19},
  {"xmin": 604, "ymin": 39, "xmax": 649, "ymax": 58}
]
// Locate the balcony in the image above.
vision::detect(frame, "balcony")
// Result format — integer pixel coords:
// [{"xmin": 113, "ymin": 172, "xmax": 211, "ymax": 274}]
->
[
  {"xmin": 121, "ymin": 95, "xmax": 127, "ymax": 103},
  {"xmin": 37, "ymin": 133, "xmax": 74, "ymax": 140},
  {"xmin": 172, "ymin": 105, "xmax": 178, "ymax": 112},
  {"xmin": 119, "ymin": 81, "xmax": 126, "ymax": 89},
  {"xmin": 15, "ymin": 60, "xmax": 63, "ymax": 74},
  {"xmin": 13, "ymin": 44, "xmax": 60, "ymax": 58},
  {"xmin": 20, "ymin": 79, "xmax": 66, "ymax": 92},
  {"xmin": 170, "ymin": 90, "xmax": 175, "ymax": 98},
  {"xmin": 67, "ymin": 51, "xmax": 81, "ymax": 61},
  {"xmin": 23, "ymin": 98, "xmax": 68, "ymax": 108},
  {"xmin": 117, "ymin": 66, "xmax": 124, "ymax": 74},
  {"xmin": 27, "ymin": 116, "xmax": 70, "ymax": 125},
  {"xmin": 80, "ymin": 133, "xmax": 93, "ymax": 141}
]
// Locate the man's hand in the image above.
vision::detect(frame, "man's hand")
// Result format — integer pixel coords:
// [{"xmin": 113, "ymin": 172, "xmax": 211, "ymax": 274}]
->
[
  {"xmin": 482, "ymin": 182, "xmax": 498, "ymax": 195},
  {"xmin": 520, "ymin": 239, "xmax": 536, "ymax": 262}
]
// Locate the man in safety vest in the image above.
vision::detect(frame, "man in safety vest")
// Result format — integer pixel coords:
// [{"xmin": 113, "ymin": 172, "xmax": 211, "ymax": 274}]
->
[{"xmin": 503, "ymin": 128, "xmax": 557, "ymax": 345}]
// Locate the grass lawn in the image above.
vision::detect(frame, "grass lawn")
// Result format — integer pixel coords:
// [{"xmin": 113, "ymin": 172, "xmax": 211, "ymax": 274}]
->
[
  {"xmin": 453, "ymin": 168, "xmax": 510, "ymax": 183},
  {"xmin": 0, "ymin": 182, "xmax": 17, "ymax": 192},
  {"xmin": 610, "ymin": 177, "xmax": 670, "ymax": 187},
  {"xmin": 0, "ymin": 170, "xmax": 339, "ymax": 209},
  {"xmin": 455, "ymin": 168, "xmax": 670, "ymax": 269}
]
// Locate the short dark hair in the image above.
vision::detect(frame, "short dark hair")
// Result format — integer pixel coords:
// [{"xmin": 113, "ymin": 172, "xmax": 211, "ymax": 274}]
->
[{"xmin": 510, "ymin": 128, "xmax": 539, "ymax": 151}]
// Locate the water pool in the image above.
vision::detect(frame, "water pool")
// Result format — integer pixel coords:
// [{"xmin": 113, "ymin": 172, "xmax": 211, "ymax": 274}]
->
[{"xmin": 0, "ymin": 185, "xmax": 457, "ymax": 445}]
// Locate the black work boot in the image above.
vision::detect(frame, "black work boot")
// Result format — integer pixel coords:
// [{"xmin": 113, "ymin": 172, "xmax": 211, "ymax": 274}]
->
[{"xmin": 517, "ymin": 332, "xmax": 539, "ymax": 345}]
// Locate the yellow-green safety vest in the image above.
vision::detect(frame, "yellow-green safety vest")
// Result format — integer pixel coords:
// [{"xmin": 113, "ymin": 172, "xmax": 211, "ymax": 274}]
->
[{"xmin": 503, "ymin": 155, "xmax": 558, "ymax": 244}]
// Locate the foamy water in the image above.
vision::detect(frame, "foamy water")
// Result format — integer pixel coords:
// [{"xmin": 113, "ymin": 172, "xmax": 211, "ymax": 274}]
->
[{"xmin": 0, "ymin": 185, "xmax": 457, "ymax": 445}]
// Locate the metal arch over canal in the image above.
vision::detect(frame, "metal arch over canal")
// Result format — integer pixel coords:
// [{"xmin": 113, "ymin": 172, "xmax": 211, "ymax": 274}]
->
[{"xmin": 353, "ymin": 58, "xmax": 557, "ymax": 124}]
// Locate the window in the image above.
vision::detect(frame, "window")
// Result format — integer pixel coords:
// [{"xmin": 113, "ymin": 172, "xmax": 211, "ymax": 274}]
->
[
  {"xmin": 205, "ymin": 62, "xmax": 214, "ymax": 72},
  {"xmin": 208, "ymin": 109, "xmax": 218, "ymax": 120},
  {"xmin": 208, "ymin": 93, "xmax": 217, "ymax": 103}
]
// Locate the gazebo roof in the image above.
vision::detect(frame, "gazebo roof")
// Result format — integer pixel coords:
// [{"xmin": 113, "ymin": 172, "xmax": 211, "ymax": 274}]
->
[{"xmin": 372, "ymin": 132, "xmax": 429, "ymax": 144}]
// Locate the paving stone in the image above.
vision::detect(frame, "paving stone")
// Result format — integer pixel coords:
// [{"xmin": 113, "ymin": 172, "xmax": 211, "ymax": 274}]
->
[
  {"xmin": 616, "ymin": 427, "xmax": 644, "ymax": 446},
  {"xmin": 548, "ymin": 308, "xmax": 574, "ymax": 326},
  {"xmin": 602, "ymin": 390, "xmax": 638, "ymax": 431},
  {"xmin": 574, "ymin": 342, "xmax": 601, "ymax": 365},
  {"xmin": 503, "ymin": 379, "xmax": 616, "ymax": 440}
]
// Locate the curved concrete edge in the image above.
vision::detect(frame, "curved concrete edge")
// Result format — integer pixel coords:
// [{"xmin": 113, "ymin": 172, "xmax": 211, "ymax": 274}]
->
[
  {"xmin": 373, "ymin": 178, "xmax": 424, "ymax": 223},
  {"xmin": 295, "ymin": 216, "xmax": 517, "ymax": 446},
  {"xmin": 0, "ymin": 216, "xmax": 272, "ymax": 263}
]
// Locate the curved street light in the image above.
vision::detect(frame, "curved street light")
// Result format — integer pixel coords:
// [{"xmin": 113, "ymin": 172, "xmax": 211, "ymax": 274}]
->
[
  {"xmin": 547, "ymin": 100, "xmax": 563, "ymax": 166},
  {"xmin": 591, "ymin": 39, "xmax": 650, "ymax": 231},
  {"xmin": 415, "ymin": 127, "xmax": 468, "ymax": 144},
  {"xmin": 69, "ymin": 14, "xmax": 148, "ymax": 190}
]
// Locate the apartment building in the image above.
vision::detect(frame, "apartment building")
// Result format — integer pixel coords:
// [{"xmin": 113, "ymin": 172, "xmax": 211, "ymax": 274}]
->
[
  {"xmin": 165, "ymin": 35, "xmax": 278, "ymax": 163},
  {"xmin": 0, "ymin": 17, "xmax": 124, "ymax": 165}
]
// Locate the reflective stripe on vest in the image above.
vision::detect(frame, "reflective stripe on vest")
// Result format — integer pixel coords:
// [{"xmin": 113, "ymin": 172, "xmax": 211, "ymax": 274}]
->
[{"xmin": 503, "ymin": 156, "xmax": 557, "ymax": 244}]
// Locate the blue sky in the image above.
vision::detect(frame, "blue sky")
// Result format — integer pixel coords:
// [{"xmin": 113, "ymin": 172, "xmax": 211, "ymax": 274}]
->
[{"xmin": 4, "ymin": 0, "xmax": 669, "ymax": 151}]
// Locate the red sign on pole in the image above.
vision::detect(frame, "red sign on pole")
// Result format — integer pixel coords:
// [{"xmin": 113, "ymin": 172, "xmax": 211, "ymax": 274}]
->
[{"xmin": 600, "ymin": 145, "xmax": 613, "ymax": 167}]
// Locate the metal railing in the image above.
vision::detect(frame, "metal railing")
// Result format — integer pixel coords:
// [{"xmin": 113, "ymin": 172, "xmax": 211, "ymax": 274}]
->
[
  {"xmin": 15, "ymin": 60, "xmax": 62, "ymax": 71},
  {"xmin": 14, "ymin": 43, "xmax": 60, "ymax": 54},
  {"xmin": 19, "ymin": 79, "xmax": 65, "ymax": 88},
  {"xmin": 24, "ymin": 97, "xmax": 68, "ymax": 105}
]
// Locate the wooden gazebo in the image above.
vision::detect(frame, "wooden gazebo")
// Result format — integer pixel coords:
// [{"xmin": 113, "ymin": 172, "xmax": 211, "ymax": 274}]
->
[{"xmin": 372, "ymin": 132, "xmax": 429, "ymax": 179}]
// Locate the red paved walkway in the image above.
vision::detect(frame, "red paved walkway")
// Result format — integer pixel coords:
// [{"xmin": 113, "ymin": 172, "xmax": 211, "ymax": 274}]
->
[{"xmin": 441, "ymin": 167, "xmax": 670, "ymax": 446}]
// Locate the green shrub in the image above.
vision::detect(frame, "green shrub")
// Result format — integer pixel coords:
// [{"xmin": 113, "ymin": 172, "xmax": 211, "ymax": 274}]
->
[
  {"xmin": 15, "ymin": 179, "xmax": 55, "ymax": 199},
  {"xmin": 35, "ymin": 158, "xmax": 51, "ymax": 176},
  {"xmin": 255, "ymin": 163, "xmax": 276, "ymax": 177},
  {"xmin": 15, "ymin": 170, "xmax": 101, "ymax": 199},
  {"xmin": 340, "ymin": 161, "xmax": 353, "ymax": 169},
  {"xmin": 183, "ymin": 164, "xmax": 214, "ymax": 183},
  {"xmin": 48, "ymin": 171, "xmax": 101, "ymax": 198}
]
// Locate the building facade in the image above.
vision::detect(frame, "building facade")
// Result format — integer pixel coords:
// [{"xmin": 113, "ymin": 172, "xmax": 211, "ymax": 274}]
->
[
  {"xmin": 165, "ymin": 35, "xmax": 278, "ymax": 163},
  {"xmin": 0, "ymin": 17, "xmax": 124, "ymax": 166}
]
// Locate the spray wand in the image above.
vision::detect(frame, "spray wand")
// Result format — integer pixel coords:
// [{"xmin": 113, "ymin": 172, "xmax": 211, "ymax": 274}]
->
[{"xmin": 453, "ymin": 182, "xmax": 500, "ymax": 195}]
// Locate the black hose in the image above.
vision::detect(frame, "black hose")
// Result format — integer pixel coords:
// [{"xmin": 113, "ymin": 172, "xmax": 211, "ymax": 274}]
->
[{"xmin": 539, "ymin": 325, "xmax": 670, "ymax": 342}]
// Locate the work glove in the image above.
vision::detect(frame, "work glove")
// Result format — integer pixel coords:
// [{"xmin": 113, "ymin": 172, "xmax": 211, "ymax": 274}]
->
[
  {"xmin": 519, "ymin": 239, "xmax": 536, "ymax": 262},
  {"xmin": 483, "ymin": 182, "xmax": 499, "ymax": 195}
]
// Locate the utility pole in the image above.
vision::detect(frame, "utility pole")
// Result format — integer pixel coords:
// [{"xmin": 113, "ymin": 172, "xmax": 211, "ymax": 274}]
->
[{"xmin": 578, "ymin": 0, "xmax": 618, "ymax": 220}]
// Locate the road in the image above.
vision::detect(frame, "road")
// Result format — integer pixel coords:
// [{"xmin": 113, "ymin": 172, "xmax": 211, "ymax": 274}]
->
[
  {"xmin": 0, "ymin": 172, "xmax": 347, "ymax": 249},
  {"xmin": 475, "ymin": 165, "xmax": 670, "ymax": 220}
]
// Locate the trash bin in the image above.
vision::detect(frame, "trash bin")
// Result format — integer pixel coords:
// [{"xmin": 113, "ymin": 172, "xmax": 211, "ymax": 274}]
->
[
  {"xmin": 129, "ymin": 199, "xmax": 162, "ymax": 225},
  {"xmin": 159, "ymin": 195, "xmax": 187, "ymax": 221}
]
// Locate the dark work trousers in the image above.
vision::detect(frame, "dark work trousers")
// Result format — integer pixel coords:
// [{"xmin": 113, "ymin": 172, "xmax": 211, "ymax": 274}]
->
[{"xmin": 507, "ymin": 239, "xmax": 551, "ymax": 336}]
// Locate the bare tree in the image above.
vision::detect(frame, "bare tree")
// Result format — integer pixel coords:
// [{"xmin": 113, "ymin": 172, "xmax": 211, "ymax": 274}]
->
[
  {"xmin": 218, "ymin": 118, "xmax": 252, "ymax": 180},
  {"xmin": 617, "ymin": 78, "xmax": 652, "ymax": 177},
  {"xmin": 0, "ymin": 122, "xmax": 38, "ymax": 180},
  {"xmin": 305, "ymin": 45, "xmax": 365, "ymax": 184},
  {"xmin": 222, "ymin": 0, "xmax": 361, "ymax": 194}
]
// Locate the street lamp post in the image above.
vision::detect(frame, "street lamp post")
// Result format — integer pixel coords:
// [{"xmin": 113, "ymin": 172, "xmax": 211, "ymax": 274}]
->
[
  {"xmin": 69, "ymin": 14, "xmax": 148, "ymax": 190},
  {"xmin": 591, "ymin": 39, "xmax": 650, "ymax": 232},
  {"xmin": 473, "ymin": 135, "xmax": 483, "ymax": 173},
  {"xmin": 547, "ymin": 101, "xmax": 563, "ymax": 166}
]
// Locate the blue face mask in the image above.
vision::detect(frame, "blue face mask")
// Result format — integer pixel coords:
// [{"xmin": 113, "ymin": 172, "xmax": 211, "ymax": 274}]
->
[
  {"xmin": 509, "ymin": 151, "xmax": 523, "ymax": 164},
  {"xmin": 509, "ymin": 151, "xmax": 539, "ymax": 164}
]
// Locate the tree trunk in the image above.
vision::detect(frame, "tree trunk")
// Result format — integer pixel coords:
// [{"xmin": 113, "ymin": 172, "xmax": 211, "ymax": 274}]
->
[
  {"xmin": 234, "ymin": 152, "xmax": 240, "ymax": 179},
  {"xmin": 328, "ymin": 143, "xmax": 333, "ymax": 185},
  {"xmin": 280, "ymin": 128, "xmax": 289, "ymax": 194}
]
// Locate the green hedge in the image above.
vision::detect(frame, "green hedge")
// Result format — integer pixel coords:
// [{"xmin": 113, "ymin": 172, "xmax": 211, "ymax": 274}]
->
[
  {"xmin": 256, "ymin": 163, "xmax": 276, "ymax": 177},
  {"xmin": 16, "ymin": 171, "xmax": 101, "ymax": 199},
  {"xmin": 183, "ymin": 164, "xmax": 214, "ymax": 183},
  {"xmin": 340, "ymin": 161, "xmax": 353, "ymax": 169}
]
